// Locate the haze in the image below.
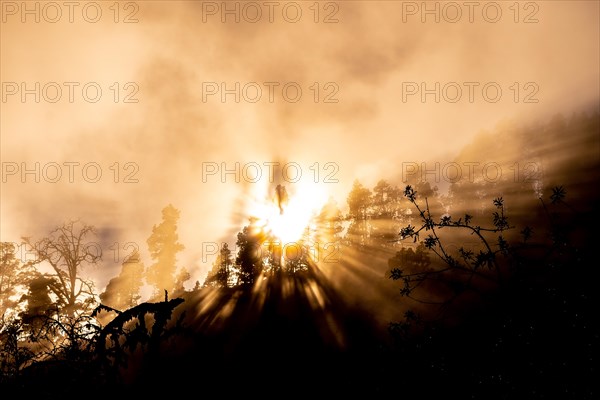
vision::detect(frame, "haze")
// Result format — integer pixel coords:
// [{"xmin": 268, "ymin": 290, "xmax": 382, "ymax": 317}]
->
[{"xmin": 1, "ymin": 0, "xmax": 598, "ymax": 290}]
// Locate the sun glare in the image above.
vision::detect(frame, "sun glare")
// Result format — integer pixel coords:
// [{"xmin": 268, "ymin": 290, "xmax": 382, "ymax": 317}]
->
[{"xmin": 248, "ymin": 181, "xmax": 329, "ymax": 245}]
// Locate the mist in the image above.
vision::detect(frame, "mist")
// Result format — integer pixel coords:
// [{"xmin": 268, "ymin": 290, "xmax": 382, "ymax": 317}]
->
[
  {"xmin": 1, "ymin": 0, "xmax": 598, "ymax": 291},
  {"xmin": 1, "ymin": 2, "xmax": 599, "ymax": 397}
]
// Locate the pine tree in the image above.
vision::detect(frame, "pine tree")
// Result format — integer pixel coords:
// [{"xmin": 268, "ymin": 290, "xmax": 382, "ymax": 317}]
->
[
  {"xmin": 372, "ymin": 180, "xmax": 402, "ymax": 219},
  {"xmin": 204, "ymin": 243, "xmax": 235, "ymax": 288},
  {"xmin": 236, "ymin": 221, "xmax": 264, "ymax": 287},
  {"xmin": 146, "ymin": 205, "xmax": 185, "ymax": 297},
  {"xmin": 100, "ymin": 250, "xmax": 144, "ymax": 310},
  {"xmin": 346, "ymin": 180, "xmax": 372, "ymax": 246},
  {"xmin": 0, "ymin": 242, "xmax": 30, "ymax": 318}
]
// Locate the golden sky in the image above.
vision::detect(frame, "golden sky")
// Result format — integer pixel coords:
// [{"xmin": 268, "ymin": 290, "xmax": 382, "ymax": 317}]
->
[{"xmin": 1, "ymin": 0, "xmax": 598, "ymax": 288}]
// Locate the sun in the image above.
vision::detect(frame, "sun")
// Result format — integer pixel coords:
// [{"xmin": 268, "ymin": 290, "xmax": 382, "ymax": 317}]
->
[{"xmin": 248, "ymin": 181, "xmax": 329, "ymax": 245}]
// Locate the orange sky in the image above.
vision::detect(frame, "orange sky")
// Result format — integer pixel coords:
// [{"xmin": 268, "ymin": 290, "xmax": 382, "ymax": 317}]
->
[{"xmin": 1, "ymin": 0, "xmax": 598, "ymax": 289}]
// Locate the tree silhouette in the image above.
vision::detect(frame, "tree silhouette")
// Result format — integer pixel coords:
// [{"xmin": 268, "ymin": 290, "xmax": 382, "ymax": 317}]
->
[
  {"xmin": 372, "ymin": 179, "xmax": 402, "ymax": 219},
  {"xmin": 388, "ymin": 243, "xmax": 430, "ymax": 276},
  {"xmin": 1, "ymin": 242, "xmax": 31, "ymax": 318},
  {"xmin": 387, "ymin": 182, "xmax": 589, "ymax": 336},
  {"xmin": 100, "ymin": 250, "xmax": 144, "ymax": 311},
  {"xmin": 19, "ymin": 273, "xmax": 55, "ymax": 325},
  {"xmin": 236, "ymin": 221, "xmax": 265, "ymax": 286},
  {"xmin": 204, "ymin": 243, "xmax": 235, "ymax": 288},
  {"xmin": 346, "ymin": 180, "xmax": 372, "ymax": 246},
  {"xmin": 23, "ymin": 221, "xmax": 100, "ymax": 316},
  {"xmin": 347, "ymin": 180, "xmax": 372, "ymax": 220},
  {"xmin": 389, "ymin": 186, "xmax": 511, "ymax": 312},
  {"xmin": 0, "ymin": 317, "xmax": 35, "ymax": 383},
  {"xmin": 93, "ymin": 297, "xmax": 185, "ymax": 371},
  {"xmin": 282, "ymin": 227, "xmax": 311, "ymax": 275},
  {"xmin": 146, "ymin": 205, "xmax": 185, "ymax": 296}
]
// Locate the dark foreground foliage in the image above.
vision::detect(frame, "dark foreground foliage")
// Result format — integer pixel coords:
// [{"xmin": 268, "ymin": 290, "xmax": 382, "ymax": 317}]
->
[{"xmin": 1, "ymin": 184, "xmax": 595, "ymax": 399}]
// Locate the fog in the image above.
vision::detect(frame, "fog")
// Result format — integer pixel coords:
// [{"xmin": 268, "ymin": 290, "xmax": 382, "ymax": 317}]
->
[{"xmin": 1, "ymin": 0, "xmax": 598, "ymax": 290}]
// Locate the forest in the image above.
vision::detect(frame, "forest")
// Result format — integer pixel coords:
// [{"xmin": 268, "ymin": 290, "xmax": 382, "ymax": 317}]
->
[{"xmin": 1, "ymin": 111, "xmax": 598, "ymax": 397}]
